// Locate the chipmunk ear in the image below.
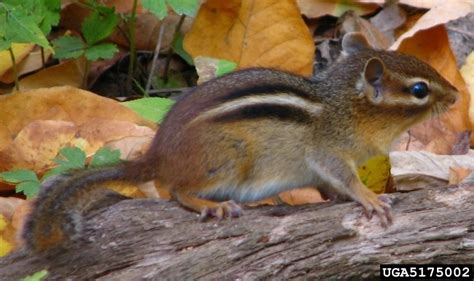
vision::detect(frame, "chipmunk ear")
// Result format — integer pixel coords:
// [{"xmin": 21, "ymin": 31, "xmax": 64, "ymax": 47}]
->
[
  {"xmin": 363, "ymin": 57, "xmax": 385, "ymax": 104},
  {"xmin": 342, "ymin": 32, "xmax": 370, "ymax": 54}
]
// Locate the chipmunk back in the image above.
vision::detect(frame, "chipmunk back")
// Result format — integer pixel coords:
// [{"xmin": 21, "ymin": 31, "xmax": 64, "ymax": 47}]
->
[{"xmin": 22, "ymin": 32, "xmax": 458, "ymax": 252}]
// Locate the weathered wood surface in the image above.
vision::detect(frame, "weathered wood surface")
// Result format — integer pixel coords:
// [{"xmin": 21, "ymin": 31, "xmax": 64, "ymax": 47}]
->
[{"xmin": 1, "ymin": 184, "xmax": 473, "ymax": 280}]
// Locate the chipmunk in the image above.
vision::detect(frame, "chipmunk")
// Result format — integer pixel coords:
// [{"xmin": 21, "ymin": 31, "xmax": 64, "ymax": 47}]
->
[{"xmin": 22, "ymin": 32, "xmax": 458, "ymax": 252}]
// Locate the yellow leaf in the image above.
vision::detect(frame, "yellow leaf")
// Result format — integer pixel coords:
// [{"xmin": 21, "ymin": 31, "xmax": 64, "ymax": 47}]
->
[
  {"xmin": 358, "ymin": 155, "xmax": 391, "ymax": 194},
  {"xmin": 0, "ymin": 48, "xmax": 53, "ymax": 84},
  {"xmin": 184, "ymin": 0, "xmax": 314, "ymax": 76},
  {"xmin": 107, "ymin": 181, "xmax": 147, "ymax": 198},
  {"xmin": 0, "ymin": 214, "xmax": 6, "ymax": 231},
  {"xmin": 0, "ymin": 215, "xmax": 14, "ymax": 257},
  {"xmin": 0, "ymin": 237, "xmax": 13, "ymax": 257},
  {"xmin": 0, "ymin": 44, "xmax": 34, "ymax": 78}
]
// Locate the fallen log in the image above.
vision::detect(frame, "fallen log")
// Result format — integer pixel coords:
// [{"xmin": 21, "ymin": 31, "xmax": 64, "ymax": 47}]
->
[{"xmin": 1, "ymin": 184, "xmax": 473, "ymax": 280}]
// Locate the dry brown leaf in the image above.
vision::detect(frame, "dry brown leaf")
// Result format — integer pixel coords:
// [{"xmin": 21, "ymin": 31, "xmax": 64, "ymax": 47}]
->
[
  {"xmin": 357, "ymin": 0, "xmax": 466, "ymax": 9},
  {"xmin": 18, "ymin": 58, "xmax": 87, "ymax": 91},
  {"xmin": 460, "ymin": 52, "xmax": 474, "ymax": 136},
  {"xmin": 193, "ymin": 56, "xmax": 222, "ymax": 84},
  {"xmin": 0, "ymin": 197, "xmax": 24, "ymax": 221},
  {"xmin": 184, "ymin": 0, "xmax": 314, "ymax": 76},
  {"xmin": 391, "ymin": 150, "xmax": 474, "ymax": 182},
  {"xmin": 390, "ymin": 1, "xmax": 474, "ymax": 50},
  {"xmin": 396, "ymin": 25, "xmax": 472, "ymax": 153},
  {"xmin": 60, "ymin": 2, "xmax": 89, "ymax": 31},
  {"xmin": 79, "ymin": 119, "xmax": 155, "ymax": 157},
  {"xmin": 369, "ymin": 3, "xmax": 406, "ymax": 44},
  {"xmin": 111, "ymin": 13, "xmax": 193, "ymax": 51},
  {"xmin": 448, "ymin": 166, "xmax": 473, "ymax": 185},
  {"xmin": 338, "ymin": 11, "xmax": 391, "ymax": 49},
  {"xmin": 0, "ymin": 118, "xmax": 154, "ymax": 177},
  {"xmin": 391, "ymin": 149, "xmax": 474, "ymax": 191},
  {"xmin": 297, "ymin": 0, "xmax": 379, "ymax": 18},
  {"xmin": 0, "ymin": 120, "xmax": 78, "ymax": 172},
  {"xmin": 61, "ymin": 3, "xmax": 192, "ymax": 52},
  {"xmin": 394, "ymin": 12, "xmax": 424, "ymax": 39}
]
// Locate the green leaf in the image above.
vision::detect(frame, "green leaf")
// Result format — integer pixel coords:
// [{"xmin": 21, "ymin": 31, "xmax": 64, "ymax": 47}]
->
[
  {"xmin": 42, "ymin": 146, "xmax": 87, "ymax": 180},
  {"xmin": 84, "ymin": 43, "xmax": 118, "ymax": 61},
  {"xmin": 82, "ymin": 8, "xmax": 119, "ymax": 46},
  {"xmin": 90, "ymin": 147, "xmax": 121, "ymax": 168},
  {"xmin": 167, "ymin": 0, "xmax": 199, "ymax": 17},
  {"xmin": 0, "ymin": 169, "xmax": 38, "ymax": 184},
  {"xmin": 1, "ymin": 3, "xmax": 50, "ymax": 49},
  {"xmin": 0, "ymin": 12, "xmax": 12, "ymax": 51},
  {"xmin": 172, "ymin": 32, "xmax": 193, "ymax": 65},
  {"xmin": 142, "ymin": 0, "xmax": 167, "ymax": 20},
  {"xmin": 216, "ymin": 59, "xmax": 237, "ymax": 77},
  {"xmin": 16, "ymin": 181, "xmax": 41, "ymax": 199},
  {"xmin": 123, "ymin": 97, "xmax": 175, "ymax": 123},
  {"xmin": 54, "ymin": 147, "xmax": 86, "ymax": 170},
  {"xmin": 21, "ymin": 270, "xmax": 48, "ymax": 281},
  {"xmin": 41, "ymin": 166, "xmax": 68, "ymax": 181},
  {"xmin": 39, "ymin": 0, "xmax": 61, "ymax": 35},
  {"xmin": 52, "ymin": 36, "xmax": 85, "ymax": 59}
]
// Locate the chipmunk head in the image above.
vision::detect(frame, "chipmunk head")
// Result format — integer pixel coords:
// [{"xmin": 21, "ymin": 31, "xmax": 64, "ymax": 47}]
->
[{"xmin": 342, "ymin": 32, "xmax": 458, "ymax": 117}]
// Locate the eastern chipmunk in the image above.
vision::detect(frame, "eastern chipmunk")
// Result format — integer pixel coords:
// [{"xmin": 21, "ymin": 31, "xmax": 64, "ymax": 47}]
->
[{"xmin": 23, "ymin": 33, "xmax": 458, "ymax": 252}]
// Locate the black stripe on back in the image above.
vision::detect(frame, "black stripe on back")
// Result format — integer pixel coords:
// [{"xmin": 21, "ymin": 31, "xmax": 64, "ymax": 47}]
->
[
  {"xmin": 212, "ymin": 103, "xmax": 313, "ymax": 124},
  {"xmin": 219, "ymin": 83, "xmax": 318, "ymax": 103}
]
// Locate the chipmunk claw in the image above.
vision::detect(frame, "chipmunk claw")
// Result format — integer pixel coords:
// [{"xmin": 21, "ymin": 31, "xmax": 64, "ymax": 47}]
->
[
  {"xmin": 200, "ymin": 200, "xmax": 243, "ymax": 221},
  {"xmin": 358, "ymin": 191, "xmax": 393, "ymax": 228}
]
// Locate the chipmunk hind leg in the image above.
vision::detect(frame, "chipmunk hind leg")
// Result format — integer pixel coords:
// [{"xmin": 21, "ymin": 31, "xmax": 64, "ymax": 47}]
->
[{"xmin": 172, "ymin": 190, "xmax": 243, "ymax": 220}]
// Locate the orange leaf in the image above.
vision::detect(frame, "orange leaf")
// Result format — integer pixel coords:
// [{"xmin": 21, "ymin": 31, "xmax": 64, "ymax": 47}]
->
[
  {"xmin": 0, "ymin": 86, "xmax": 155, "ymax": 177},
  {"xmin": 18, "ymin": 58, "xmax": 87, "ymax": 91},
  {"xmin": 183, "ymin": 0, "xmax": 314, "ymax": 76},
  {"xmin": 278, "ymin": 187, "xmax": 324, "ymax": 205}
]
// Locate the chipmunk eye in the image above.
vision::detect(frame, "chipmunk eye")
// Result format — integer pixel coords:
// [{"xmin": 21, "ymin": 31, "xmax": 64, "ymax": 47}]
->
[{"xmin": 410, "ymin": 82, "xmax": 429, "ymax": 99}]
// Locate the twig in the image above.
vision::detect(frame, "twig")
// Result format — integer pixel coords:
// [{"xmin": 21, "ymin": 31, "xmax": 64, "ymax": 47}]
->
[
  {"xmin": 147, "ymin": 87, "xmax": 188, "ymax": 95},
  {"xmin": 145, "ymin": 22, "xmax": 167, "ymax": 95},
  {"xmin": 405, "ymin": 130, "xmax": 412, "ymax": 151},
  {"xmin": 125, "ymin": 0, "xmax": 138, "ymax": 95},
  {"xmin": 8, "ymin": 47, "xmax": 19, "ymax": 91},
  {"xmin": 162, "ymin": 15, "xmax": 186, "ymax": 83}
]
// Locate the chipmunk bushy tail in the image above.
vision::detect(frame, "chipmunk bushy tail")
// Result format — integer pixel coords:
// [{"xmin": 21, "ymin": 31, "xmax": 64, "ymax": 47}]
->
[{"xmin": 22, "ymin": 160, "xmax": 154, "ymax": 252}]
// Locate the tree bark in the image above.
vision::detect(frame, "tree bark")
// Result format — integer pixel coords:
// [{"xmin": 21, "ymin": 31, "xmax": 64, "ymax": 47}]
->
[{"xmin": 1, "ymin": 184, "xmax": 473, "ymax": 280}]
